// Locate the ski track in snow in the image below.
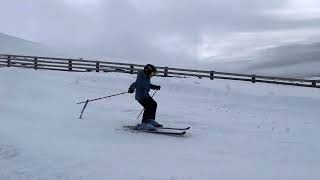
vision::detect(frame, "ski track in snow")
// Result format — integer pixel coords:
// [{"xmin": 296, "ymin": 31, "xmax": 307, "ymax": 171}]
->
[{"xmin": 1, "ymin": 68, "xmax": 320, "ymax": 180}]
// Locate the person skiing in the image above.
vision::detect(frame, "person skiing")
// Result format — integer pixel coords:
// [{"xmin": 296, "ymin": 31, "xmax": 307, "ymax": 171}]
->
[{"xmin": 128, "ymin": 64, "xmax": 162, "ymax": 131}]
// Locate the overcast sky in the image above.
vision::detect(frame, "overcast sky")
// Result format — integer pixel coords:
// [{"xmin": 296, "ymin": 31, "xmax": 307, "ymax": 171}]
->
[{"xmin": 1, "ymin": 0, "xmax": 320, "ymax": 67}]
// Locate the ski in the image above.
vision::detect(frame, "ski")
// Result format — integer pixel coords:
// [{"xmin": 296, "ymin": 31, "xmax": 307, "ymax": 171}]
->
[
  {"xmin": 123, "ymin": 125, "xmax": 190, "ymax": 131},
  {"xmin": 159, "ymin": 126, "xmax": 190, "ymax": 131},
  {"xmin": 122, "ymin": 126, "xmax": 187, "ymax": 136},
  {"xmin": 129, "ymin": 129, "xmax": 186, "ymax": 136}
]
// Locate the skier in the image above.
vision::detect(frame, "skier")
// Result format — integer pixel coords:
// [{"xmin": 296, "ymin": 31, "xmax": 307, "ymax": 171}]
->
[{"xmin": 128, "ymin": 64, "xmax": 162, "ymax": 131}]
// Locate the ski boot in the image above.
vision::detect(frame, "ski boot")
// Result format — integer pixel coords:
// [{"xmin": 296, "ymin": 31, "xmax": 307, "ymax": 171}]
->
[
  {"xmin": 148, "ymin": 119, "xmax": 163, "ymax": 128},
  {"xmin": 134, "ymin": 123, "xmax": 157, "ymax": 131}
]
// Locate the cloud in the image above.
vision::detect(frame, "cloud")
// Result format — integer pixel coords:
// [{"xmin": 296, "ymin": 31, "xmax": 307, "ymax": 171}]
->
[
  {"xmin": 254, "ymin": 43, "xmax": 320, "ymax": 67},
  {"xmin": 208, "ymin": 41, "xmax": 320, "ymax": 78},
  {"xmin": 0, "ymin": 0, "xmax": 320, "ymax": 71}
]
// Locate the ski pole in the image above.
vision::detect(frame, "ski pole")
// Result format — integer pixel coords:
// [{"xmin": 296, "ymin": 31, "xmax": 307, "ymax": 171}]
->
[
  {"xmin": 77, "ymin": 92, "xmax": 127, "ymax": 104},
  {"xmin": 137, "ymin": 90, "xmax": 158, "ymax": 120},
  {"xmin": 79, "ymin": 99, "xmax": 89, "ymax": 119},
  {"xmin": 78, "ymin": 91, "xmax": 127, "ymax": 119}
]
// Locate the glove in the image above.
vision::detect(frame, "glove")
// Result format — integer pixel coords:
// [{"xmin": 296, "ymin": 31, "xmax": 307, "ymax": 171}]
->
[
  {"xmin": 128, "ymin": 88, "xmax": 135, "ymax": 94},
  {"xmin": 154, "ymin": 85, "xmax": 161, "ymax": 90}
]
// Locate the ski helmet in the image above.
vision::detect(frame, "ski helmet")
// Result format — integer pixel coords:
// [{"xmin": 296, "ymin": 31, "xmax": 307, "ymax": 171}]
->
[{"xmin": 144, "ymin": 64, "xmax": 157, "ymax": 75}]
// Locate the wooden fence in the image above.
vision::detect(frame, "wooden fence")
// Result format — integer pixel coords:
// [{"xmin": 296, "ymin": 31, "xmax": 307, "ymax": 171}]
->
[{"xmin": 0, "ymin": 54, "xmax": 319, "ymax": 89}]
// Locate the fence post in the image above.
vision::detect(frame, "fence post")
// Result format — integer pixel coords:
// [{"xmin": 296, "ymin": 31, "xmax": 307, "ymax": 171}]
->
[
  {"xmin": 312, "ymin": 80, "xmax": 316, "ymax": 87},
  {"xmin": 164, "ymin": 67, "xmax": 169, "ymax": 77},
  {"xmin": 96, "ymin": 62, "xmax": 100, "ymax": 72},
  {"xmin": 34, "ymin": 57, "xmax": 38, "ymax": 70},
  {"xmin": 210, "ymin": 71, "xmax": 215, "ymax": 80},
  {"xmin": 130, "ymin": 65, "xmax": 134, "ymax": 74},
  {"xmin": 68, "ymin": 60, "xmax": 72, "ymax": 71},
  {"xmin": 251, "ymin": 74, "xmax": 256, "ymax": 83},
  {"xmin": 7, "ymin": 55, "xmax": 11, "ymax": 67}
]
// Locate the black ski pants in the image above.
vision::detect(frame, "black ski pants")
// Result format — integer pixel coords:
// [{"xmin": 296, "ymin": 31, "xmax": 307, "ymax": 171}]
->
[{"xmin": 138, "ymin": 97, "xmax": 157, "ymax": 123}]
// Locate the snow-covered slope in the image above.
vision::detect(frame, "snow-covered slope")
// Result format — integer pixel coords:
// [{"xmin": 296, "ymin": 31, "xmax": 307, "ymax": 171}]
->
[
  {"xmin": 0, "ymin": 32, "xmax": 64, "ymax": 57},
  {"xmin": 1, "ymin": 68, "xmax": 319, "ymax": 180},
  {"xmin": 1, "ymin": 31, "xmax": 319, "ymax": 79}
]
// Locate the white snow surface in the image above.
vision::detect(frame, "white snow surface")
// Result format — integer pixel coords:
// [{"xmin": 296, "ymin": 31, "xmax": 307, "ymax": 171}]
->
[
  {"xmin": 1, "ymin": 68, "xmax": 320, "ymax": 180},
  {"xmin": 0, "ymin": 32, "xmax": 65, "ymax": 57}
]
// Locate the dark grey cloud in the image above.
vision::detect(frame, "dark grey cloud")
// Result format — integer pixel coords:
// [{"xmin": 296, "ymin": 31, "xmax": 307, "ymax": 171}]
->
[
  {"xmin": 1, "ymin": 0, "xmax": 320, "ymax": 71},
  {"xmin": 244, "ymin": 42, "xmax": 320, "ymax": 77},
  {"xmin": 207, "ymin": 41, "xmax": 320, "ymax": 78},
  {"xmin": 251, "ymin": 43, "xmax": 320, "ymax": 68}
]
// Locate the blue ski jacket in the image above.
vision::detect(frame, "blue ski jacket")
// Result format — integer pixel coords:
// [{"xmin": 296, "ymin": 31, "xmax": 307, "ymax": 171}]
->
[{"xmin": 129, "ymin": 71, "xmax": 158, "ymax": 101}]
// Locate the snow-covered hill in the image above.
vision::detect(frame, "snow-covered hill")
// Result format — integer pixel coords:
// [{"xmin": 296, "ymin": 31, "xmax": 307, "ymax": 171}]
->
[
  {"xmin": 1, "ymin": 31, "xmax": 319, "ymax": 79},
  {"xmin": 1, "ymin": 68, "xmax": 319, "ymax": 180},
  {"xmin": 0, "ymin": 32, "xmax": 64, "ymax": 57}
]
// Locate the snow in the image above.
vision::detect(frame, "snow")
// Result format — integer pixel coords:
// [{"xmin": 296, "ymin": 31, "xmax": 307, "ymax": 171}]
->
[
  {"xmin": 0, "ymin": 32, "xmax": 65, "ymax": 57},
  {"xmin": 1, "ymin": 68, "xmax": 320, "ymax": 180}
]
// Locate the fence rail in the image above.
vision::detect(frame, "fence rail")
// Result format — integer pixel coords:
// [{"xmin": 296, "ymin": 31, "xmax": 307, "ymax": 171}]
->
[{"xmin": 0, "ymin": 54, "xmax": 319, "ymax": 88}]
